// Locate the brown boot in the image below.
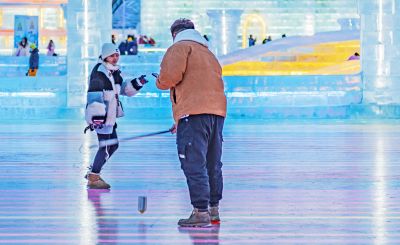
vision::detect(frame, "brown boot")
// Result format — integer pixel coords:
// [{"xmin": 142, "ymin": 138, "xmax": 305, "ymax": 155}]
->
[
  {"xmin": 84, "ymin": 173, "xmax": 105, "ymax": 182},
  {"xmin": 209, "ymin": 206, "xmax": 220, "ymax": 223},
  {"xmin": 178, "ymin": 208, "xmax": 211, "ymax": 227},
  {"xmin": 87, "ymin": 173, "xmax": 111, "ymax": 189}
]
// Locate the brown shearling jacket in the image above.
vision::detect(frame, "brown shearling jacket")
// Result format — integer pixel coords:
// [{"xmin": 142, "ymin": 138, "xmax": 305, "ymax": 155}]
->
[{"xmin": 156, "ymin": 32, "xmax": 227, "ymax": 123}]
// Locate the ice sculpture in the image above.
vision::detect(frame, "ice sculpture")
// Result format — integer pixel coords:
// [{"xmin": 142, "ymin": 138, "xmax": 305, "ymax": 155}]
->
[
  {"xmin": 359, "ymin": 0, "xmax": 400, "ymax": 104},
  {"xmin": 207, "ymin": 10, "xmax": 243, "ymax": 56},
  {"xmin": 140, "ymin": 0, "xmax": 358, "ymax": 48},
  {"xmin": 67, "ymin": 0, "xmax": 112, "ymax": 107},
  {"xmin": 219, "ymin": 30, "xmax": 360, "ymax": 66}
]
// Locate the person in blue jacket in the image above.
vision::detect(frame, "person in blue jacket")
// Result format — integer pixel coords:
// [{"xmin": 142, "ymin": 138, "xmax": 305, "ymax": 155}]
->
[
  {"xmin": 27, "ymin": 43, "xmax": 39, "ymax": 76},
  {"xmin": 84, "ymin": 43, "xmax": 148, "ymax": 189}
]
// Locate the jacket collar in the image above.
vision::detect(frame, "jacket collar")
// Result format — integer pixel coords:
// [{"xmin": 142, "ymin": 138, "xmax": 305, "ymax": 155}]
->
[
  {"xmin": 96, "ymin": 58, "xmax": 120, "ymax": 77},
  {"xmin": 173, "ymin": 29, "xmax": 208, "ymax": 48},
  {"xmin": 102, "ymin": 61, "xmax": 120, "ymax": 72}
]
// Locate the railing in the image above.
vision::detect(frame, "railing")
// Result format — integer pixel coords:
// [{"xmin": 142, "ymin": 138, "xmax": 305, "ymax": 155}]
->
[{"xmin": 112, "ymin": 0, "xmax": 124, "ymax": 14}]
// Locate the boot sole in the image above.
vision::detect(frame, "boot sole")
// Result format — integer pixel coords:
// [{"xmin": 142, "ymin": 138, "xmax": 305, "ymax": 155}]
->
[
  {"xmin": 87, "ymin": 185, "xmax": 111, "ymax": 189},
  {"xmin": 178, "ymin": 222, "xmax": 211, "ymax": 228}
]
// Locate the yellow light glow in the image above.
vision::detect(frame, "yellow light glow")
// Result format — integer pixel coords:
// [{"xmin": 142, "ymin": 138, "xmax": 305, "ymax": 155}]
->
[
  {"xmin": 223, "ymin": 40, "xmax": 361, "ymax": 76},
  {"xmin": 58, "ymin": 8, "xmax": 64, "ymax": 29},
  {"xmin": 40, "ymin": 36, "xmax": 46, "ymax": 46},
  {"xmin": 242, "ymin": 14, "xmax": 267, "ymax": 48}
]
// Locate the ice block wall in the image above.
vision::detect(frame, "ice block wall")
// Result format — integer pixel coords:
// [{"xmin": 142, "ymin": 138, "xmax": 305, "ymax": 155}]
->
[
  {"xmin": 207, "ymin": 10, "xmax": 243, "ymax": 56},
  {"xmin": 67, "ymin": 0, "xmax": 112, "ymax": 107},
  {"xmin": 140, "ymin": 0, "xmax": 358, "ymax": 48},
  {"xmin": 359, "ymin": 0, "xmax": 400, "ymax": 104}
]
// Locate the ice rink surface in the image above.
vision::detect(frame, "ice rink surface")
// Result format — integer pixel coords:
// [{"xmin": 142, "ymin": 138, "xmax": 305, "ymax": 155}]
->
[{"xmin": 0, "ymin": 119, "xmax": 399, "ymax": 244}]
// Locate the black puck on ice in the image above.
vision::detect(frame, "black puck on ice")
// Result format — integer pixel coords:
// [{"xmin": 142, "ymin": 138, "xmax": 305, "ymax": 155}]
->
[{"xmin": 138, "ymin": 196, "xmax": 147, "ymax": 214}]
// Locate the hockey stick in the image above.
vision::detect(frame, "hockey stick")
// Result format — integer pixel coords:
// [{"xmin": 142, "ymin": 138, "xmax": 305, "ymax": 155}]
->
[{"xmin": 79, "ymin": 129, "xmax": 172, "ymax": 152}]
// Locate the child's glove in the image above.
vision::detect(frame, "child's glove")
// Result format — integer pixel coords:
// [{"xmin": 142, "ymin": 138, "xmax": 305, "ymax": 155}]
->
[
  {"xmin": 130, "ymin": 75, "xmax": 148, "ymax": 90},
  {"xmin": 138, "ymin": 75, "xmax": 149, "ymax": 85}
]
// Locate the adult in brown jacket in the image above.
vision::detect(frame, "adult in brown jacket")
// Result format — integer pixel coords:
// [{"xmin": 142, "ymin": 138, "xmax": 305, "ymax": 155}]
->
[{"xmin": 156, "ymin": 18, "xmax": 227, "ymax": 227}]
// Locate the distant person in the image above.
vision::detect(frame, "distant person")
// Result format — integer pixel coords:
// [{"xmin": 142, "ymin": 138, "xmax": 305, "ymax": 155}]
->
[
  {"xmin": 111, "ymin": 34, "xmax": 116, "ymax": 44},
  {"xmin": 148, "ymin": 37, "xmax": 156, "ymax": 46},
  {"xmin": 262, "ymin": 36, "xmax": 272, "ymax": 44},
  {"xmin": 126, "ymin": 35, "xmax": 138, "ymax": 55},
  {"xmin": 138, "ymin": 35, "xmax": 147, "ymax": 44},
  {"xmin": 27, "ymin": 43, "xmax": 39, "ymax": 76},
  {"xmin": 142, "ymin": 35, "xmax": 154, "ymax": 47},
  {"xmin": 263, "ymin": 36, "xmax": 271, "ymax": 44},
  {"xmin": 248, "ymin": 34, "xmax": 256, "ymax": 47},
  {"xmin": 46, "ymin": 40, "xmax": 57, "ymax": 56},
  {"xmin": 262, "ymin": 38, "xmax": 267, "ymax": 44},
  {"xmin": 118, "ymin": 39, "xmax": 127, "ymax": 55},
  {"xmin": 348, "ymin": 52, "xmax": 360, "ymax": 61},
  {"xmin": 203, "ymin": 34, "xmax": 209, "ymax": 41},
  {"xmin": 15, "ymin": 37, "xmax": 29, "ymax": 56}
]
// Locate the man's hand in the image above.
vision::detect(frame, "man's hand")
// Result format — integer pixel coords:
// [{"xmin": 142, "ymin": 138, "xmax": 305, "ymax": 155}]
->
[{"xmin": 169, "ymin": 124, "xmax": 177, "ymax": 134}]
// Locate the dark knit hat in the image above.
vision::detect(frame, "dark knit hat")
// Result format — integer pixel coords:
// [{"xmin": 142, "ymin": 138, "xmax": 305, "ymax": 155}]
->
[{"xmin": 170, "ymin": 18, "xmax": 195, "ymax": 35}]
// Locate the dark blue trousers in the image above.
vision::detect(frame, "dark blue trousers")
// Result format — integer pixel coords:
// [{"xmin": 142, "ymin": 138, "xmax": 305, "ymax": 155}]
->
[
  {"xmin": 177, "ymin": 114, "xmax": 224, "ymax": 210},
  {"xmin": 91, "ymin": 127, "xmax": 119, "ymax": 174}
]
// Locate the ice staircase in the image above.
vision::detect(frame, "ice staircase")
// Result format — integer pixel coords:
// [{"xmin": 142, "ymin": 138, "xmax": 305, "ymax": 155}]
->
[
  {"xmin": 0, "ymin": 31, "xmax": 366, "ymax": 119},
  {"xmin": 218, "ymin": 31, "xmax": 363, "ymax": 118}
]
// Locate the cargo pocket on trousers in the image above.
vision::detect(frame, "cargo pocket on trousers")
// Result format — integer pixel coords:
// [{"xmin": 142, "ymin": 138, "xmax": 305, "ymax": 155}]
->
[
  {"xmin": 177, "ymin": 137, "xmax": 192, "ymax": 168},
  {"xmin": 177, "ymin": 139, "xmax": 192, "ymax": 161}
]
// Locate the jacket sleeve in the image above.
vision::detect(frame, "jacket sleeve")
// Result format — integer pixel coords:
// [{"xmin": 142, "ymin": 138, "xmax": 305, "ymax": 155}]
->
[
  {"xmin": 156, "ymin": 44, "xmax": 190, "ymax": 90},
  {"xmin": 120, "ymin": 78, "xmax": 143, "ymax": 96},
  {"xmin": 112, "ymin": 70, "xmax": 142, "ymax": 97}
]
